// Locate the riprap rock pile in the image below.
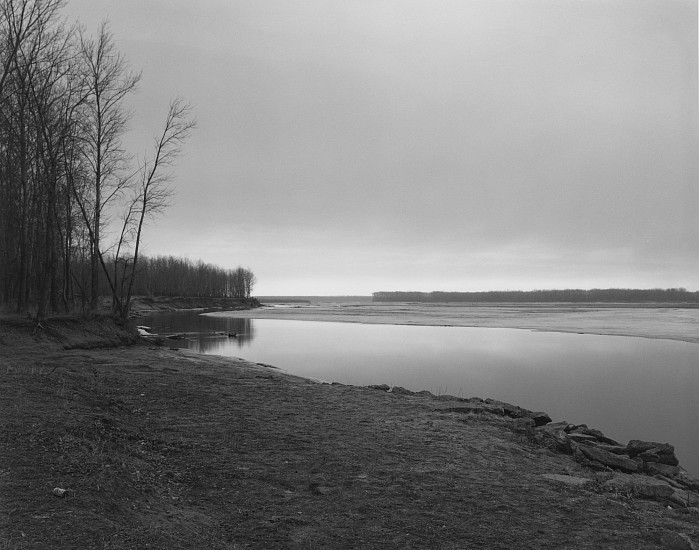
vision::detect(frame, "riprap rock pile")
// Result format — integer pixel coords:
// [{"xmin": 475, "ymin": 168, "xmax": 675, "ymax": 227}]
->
[{"xmin": 372, "ymin": 385, "xmax": 699, "ymax": 508}]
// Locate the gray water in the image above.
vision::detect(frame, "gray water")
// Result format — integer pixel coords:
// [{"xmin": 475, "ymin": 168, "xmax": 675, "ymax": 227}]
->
[{"xmin": 143, "ymin": 310, "xmax": 699, "ymax": 476}]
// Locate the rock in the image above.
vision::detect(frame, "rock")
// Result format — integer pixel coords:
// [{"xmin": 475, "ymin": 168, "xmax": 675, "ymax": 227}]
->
[
  {"xmin": 415, "ymin": 390, "xmax": 434, "ymax": 397},
  {"xmin": 368, "ymin": 384, "xmax": 390, "ymax": 392},
  {"xmin": 535, "ymin": 423, "xmax": 565, "ymax": 435},
  {"xmin": 577, "ymin": 444, "xmax": 638, "ymax": 472},
  {"xmin": 547, "ymin": 421, "xmax": 572, "ymax": 431},
  {"xmin": 639, "ymin": 479, "xmax": 677, "ymax": 499},
  {"xmin": 655, "ymin": 474, "xmax": 685, "ymax": 489},
  {"xmin": 676, "ymin": 473, "xmax": 699, "ymax": 492},
  {"xmin": 603, "ymin": 475, "xmax": 675, "ymax": 499},
  {"xmin": 645, "ymin": 463, "xmax": 681, "ymax": 477},
  {"xmin": 660, "ymin": 531, "xmax": 696, "ymax": 550},
  {"xmin": 636, "ymin": 449, "xmax": 679, "ymax": 466},
  {"xmin": 597, "ymin": 444, "xmax": 630, "ymax": 455},
  {"xmin": 568, "ymin": 433, "xmax": 599, "ymax": 444},
  {"xmin": 598, "ymin": 435, "xmax": 622, "ymax": 446},
  {"xmin": 568, "ymin": 426, "xmax": 619, "ymax": 445},
  {"xmin": 627, "ymin": 440, "xmax": 675, "ymax": 458},
  {"xmin": 529, "ymin": 411, "xmax": 552, "ymax": 427},
  {"xmin": 542, "ymin": 473, "xmax": 592, "ymax": 487},
  {"xmin": 484, "ymin": 398, "xmax": 529, "ymax": 418},
  {"xmin": 390, "ymin": 386, "xmax": 415, "ymax": 395},
  {"xmin": 534, "ymin": 424, "xmax": 572, "ymax": 453},
  {"xmin": 639, "ymin": 449, "xmax": 661, "ymax": 463},
  {"xmin": 669, "ymin": 489, "xmax": 699, "ymax": 508},
  {"xmin": 658, "ymin": 453, "xmax": 681, "ymax": 467},
  {"xmin": 482, "ymin": 404, "xmax": 506, "ymax": 416},
  {"xmin": 627, "ymin": 440, "xmax": 679, "ymax": 469}
]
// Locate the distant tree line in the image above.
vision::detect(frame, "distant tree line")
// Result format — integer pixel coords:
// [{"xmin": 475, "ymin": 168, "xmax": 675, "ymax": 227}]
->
[
  {"xmin": 40, "ymin": 253, "xmax": 256, "ymax": 309},
  {"xmin": 0, "ymin": 0, "xmax": 199, "ymax": 320},
  {"xmin": 130, "ymin": 256, "xmax": 256, "ymax": 300},
  {"xmin": 372, "ymin": 288, "xmax": 699, "ymax": 303}
]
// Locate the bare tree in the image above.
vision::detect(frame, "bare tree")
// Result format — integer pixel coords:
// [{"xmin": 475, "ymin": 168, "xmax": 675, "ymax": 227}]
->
[
  {"xmin": 243, "ymin": 268, "xmax": 256, "ymax": 299},
  {"xmin": 0, "ymin": 0, "xmax": 69, "ymax": 315},
  {"xmin": 26, "ymin": 15, "xmax": 83, "ymax": 317},
  {"xmin": 0, "ymin": 0, "xmax": 64, "ymax": 98},
  {"xmin": 114, "ymin": 98, "xmax": 195, "ymax": 319},
  {"xmin": 0, "ymin": 5, "xmax": 220, "ymax": 317},
  {"xmin": 75, "ymin": 20, "xmax": 140, "ymax": 311}
]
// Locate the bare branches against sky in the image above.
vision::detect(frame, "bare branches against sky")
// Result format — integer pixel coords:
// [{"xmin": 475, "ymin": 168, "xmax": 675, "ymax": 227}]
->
[{"xmin": 65, "ymin": 0, "xmax": 698, "ymax": 294}]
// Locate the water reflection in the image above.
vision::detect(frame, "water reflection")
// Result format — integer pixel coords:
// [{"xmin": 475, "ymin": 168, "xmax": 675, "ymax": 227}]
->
[
  {"xmin": 141, "ymin": 311, "xmax": 699, "ymax": 476},
  {"xmin": 141, "ymin": 310, "xmax": 255, "ymax": 349}
]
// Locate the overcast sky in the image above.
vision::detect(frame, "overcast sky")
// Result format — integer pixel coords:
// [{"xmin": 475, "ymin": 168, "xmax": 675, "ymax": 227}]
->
[{"xmin": 65, "ymin": 0, "xmax": 698, "ymax": 295}]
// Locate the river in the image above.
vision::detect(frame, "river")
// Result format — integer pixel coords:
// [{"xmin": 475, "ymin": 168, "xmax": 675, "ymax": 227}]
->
[{"xmin": 142, "ymin": 307, "xmax": 699, "ymax": 476}]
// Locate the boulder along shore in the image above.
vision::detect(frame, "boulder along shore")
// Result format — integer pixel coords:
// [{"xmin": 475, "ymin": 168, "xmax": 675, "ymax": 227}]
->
[{"xmin": 1, "ymin": 315, "xmax": 698, "ymax": 549}]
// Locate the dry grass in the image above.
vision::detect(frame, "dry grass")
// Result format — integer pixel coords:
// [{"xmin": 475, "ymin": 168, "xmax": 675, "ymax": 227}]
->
[{"xmin": 1, "ymin": 316, "xmax": 697, "ymax": 548}]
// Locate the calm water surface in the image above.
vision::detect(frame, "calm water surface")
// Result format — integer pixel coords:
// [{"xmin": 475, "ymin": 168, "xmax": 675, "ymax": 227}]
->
[{"xmin": 143, "ymin": 310, "xmax": 699, "ymax": 476}]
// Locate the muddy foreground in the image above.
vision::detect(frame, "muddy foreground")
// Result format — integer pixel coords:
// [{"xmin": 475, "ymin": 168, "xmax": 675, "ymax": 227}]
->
[{"xmin": 1, "ymin": 315, "xmax": 698, "ymax": 549}]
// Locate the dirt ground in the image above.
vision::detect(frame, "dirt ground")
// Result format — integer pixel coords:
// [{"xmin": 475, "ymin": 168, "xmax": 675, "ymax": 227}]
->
[{"xmin": 1, "ymin": 315, "xmax": 698, "ymax": 549}]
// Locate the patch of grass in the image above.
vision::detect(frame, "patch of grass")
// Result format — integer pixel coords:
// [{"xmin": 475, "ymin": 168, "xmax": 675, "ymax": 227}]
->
[{"xmin": 2, "ymin": 317, "xmax": 698, "ymax": 548}]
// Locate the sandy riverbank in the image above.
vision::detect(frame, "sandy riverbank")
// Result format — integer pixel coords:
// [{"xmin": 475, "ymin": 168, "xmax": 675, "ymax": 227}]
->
[
  {"xmin": 207, "ymin": 302, "xmax": 699, "ymax": 344},
  {"xmin": 1, "ymin": 316, "xmax": 698, "ymax": 549}
]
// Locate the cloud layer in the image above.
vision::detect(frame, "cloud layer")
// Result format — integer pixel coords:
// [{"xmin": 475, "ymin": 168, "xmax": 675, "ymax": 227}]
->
[{"xmin": 66, "ymin": 0, "xmax": 698, "ymax": 294}]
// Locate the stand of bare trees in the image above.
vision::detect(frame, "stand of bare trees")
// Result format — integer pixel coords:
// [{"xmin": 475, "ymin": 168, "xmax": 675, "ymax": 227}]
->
[
  {"xmin": 130, "ymin": 256, "xmax": 256, "ymax": 300},
  {"xmin": 0, "ymin": 0, "xmax": 206, "ymax": 320}
]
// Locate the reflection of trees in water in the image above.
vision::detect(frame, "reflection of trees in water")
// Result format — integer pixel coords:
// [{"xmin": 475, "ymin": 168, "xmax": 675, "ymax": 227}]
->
[
  {"xmin": 141, "ymin": 311, "xmax": 255, "ymax": 353},
  {"xmin": 187, "ymin": 317, "xmax": 255, "ymax": 354},
  {"xmin": 223, "ymin": 318, "xmax": 254, "ymax": 346}
]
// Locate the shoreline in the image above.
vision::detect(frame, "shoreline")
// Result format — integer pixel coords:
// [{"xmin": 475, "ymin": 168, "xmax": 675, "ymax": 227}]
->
[
  {"xmin": 204, "ymin": 302, "xmax": 699, "ymax": 345},
  {"xmin": 2, "ymin": 316, "xmax": 698, "ymax": 548},
  {"xmin": 129, "ymin": 295, "xmax": 260, "ymax": 314},
  {"xmin": 146, "ymin": 304, "xmax": 699, "ymax": 478}
]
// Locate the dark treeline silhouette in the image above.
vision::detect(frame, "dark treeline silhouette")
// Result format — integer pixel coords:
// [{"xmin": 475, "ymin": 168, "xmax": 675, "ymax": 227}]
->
[
  {"xmin": 0, "ymin": 0, "xmax": 199, "ymax": 319},
  {"xmin": 373, "ymin": 288, "xmax": 699, "ymax": 303},
  {"xmin": 4, "ymin": 249, "xmax": 257, "ymax": 312},
  {"xmin": 130, "ymin": 256, "xmax": 256, "ymax": 300}
]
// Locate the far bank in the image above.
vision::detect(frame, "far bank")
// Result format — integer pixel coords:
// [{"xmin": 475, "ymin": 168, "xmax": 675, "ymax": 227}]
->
[{"xmin": 217, "ymin": 300, "xmax": 699, "ymax": 344}]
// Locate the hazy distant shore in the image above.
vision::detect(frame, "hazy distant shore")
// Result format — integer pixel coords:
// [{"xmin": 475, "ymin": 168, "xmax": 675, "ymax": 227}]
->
[{"xmin": 206, "ymin": 301, "xmax": 699, "ymax": 345}]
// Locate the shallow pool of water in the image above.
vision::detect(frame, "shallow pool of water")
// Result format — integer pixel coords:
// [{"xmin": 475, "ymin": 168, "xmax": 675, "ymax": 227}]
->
[{"xmin": 143, "ymin": 310, "xmax": 699, "ymax": 475}]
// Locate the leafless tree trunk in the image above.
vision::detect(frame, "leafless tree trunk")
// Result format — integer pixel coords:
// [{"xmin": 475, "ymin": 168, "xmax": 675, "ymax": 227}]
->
[
  {"xmin": 0, "ymin": 3, "xmax": 223, "ymax": 317},
  {"xmin": 118, "ymin": 98, "xmax": 195, "ymax": 320},
  {"xmin": 76, "ymin": 20, "xmax": 140, "ymax": 311}
]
